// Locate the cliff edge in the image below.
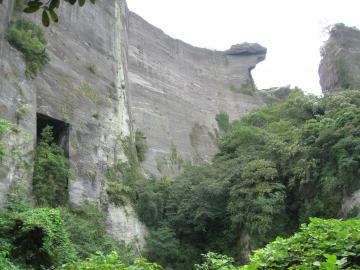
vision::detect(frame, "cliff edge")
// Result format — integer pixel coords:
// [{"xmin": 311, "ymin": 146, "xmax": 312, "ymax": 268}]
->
[{"xmin": 128, "ymin": 12, "xmax": 268, "ymax": 177}]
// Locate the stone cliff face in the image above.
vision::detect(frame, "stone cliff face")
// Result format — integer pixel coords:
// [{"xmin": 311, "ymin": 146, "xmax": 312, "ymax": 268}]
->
[
  {"xmin": 127, "ymin": 12, "xmax": 267, "ymax": 177},
  {"xmin": 319, "ymin": 24, "xmax": 360, "ymax": 92},
  {"xmin": 1, "ymin": 0, "xmax": 271, "ymax": 248},
  {"xmin": 0, "ymin": 0, "xmax": 146, "ymax": 249}
]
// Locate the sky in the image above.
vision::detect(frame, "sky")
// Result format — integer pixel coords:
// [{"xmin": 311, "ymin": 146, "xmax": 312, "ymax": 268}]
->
[{"xmin": 127, "ymin": 0, "xmax": 360, "ymax": 96}]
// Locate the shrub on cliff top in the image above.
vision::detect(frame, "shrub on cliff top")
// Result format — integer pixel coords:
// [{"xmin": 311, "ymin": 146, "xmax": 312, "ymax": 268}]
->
[{"xmin": 5, "ymin": 19, "xmax": 49, "ymax": 78}]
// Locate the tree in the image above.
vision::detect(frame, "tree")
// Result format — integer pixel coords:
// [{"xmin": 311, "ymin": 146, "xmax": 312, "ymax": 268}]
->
[{"xmin": 0, "ymin": 0, "xmax": 96, "ymax": 26}]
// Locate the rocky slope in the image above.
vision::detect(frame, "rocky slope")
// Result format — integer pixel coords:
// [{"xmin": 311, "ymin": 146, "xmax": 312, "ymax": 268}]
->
[
  {"xmin": 319, "ymin": 23, "xmax": 360, "ymax": 92},
  {"xmin": 127, "ymin": 12, "xmax": 268, "ymax": 177}
]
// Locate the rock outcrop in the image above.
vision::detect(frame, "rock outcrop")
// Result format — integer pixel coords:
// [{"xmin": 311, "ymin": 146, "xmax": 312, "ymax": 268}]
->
[
  {"xmin": 0, "ymin": 0, "xmax": 273, "ymax": 247},
  {"xmin": 319, "ymin": 24, "xmax": 360, "ymax": 92},
  {"xmin": 0, "ymin": 0, "xmax": 146, "ymax": 249},
  {"xmin": 127, "ymin": 12, "xmax": 267, "ymax": 177}
]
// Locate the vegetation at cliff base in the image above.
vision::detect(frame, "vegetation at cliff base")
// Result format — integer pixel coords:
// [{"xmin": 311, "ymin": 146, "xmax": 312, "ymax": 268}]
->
[
  {"xmin": 196, "ymin": 218, "xmax": 360, "ymax": 270},
  {"xmin": 129, "ymin": 90, "xmax": 360, "ymax": 269},
  {"xmin": 5, "ymin": 19, "xmax": 49, "ymax": 78},
  {"xmin": 1, "ymin": 90, "xmax": 360, "ymax": 269}
]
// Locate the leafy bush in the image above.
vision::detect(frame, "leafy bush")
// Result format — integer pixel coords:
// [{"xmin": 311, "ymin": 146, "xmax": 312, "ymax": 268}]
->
[
  {"xmin": 60, "ymin": 203, "xmax": 136, "ymax": 262},
  {"xmin": 106, "ymin": 135, "xmax": 146, "ymax": 206},
  {"xmin": 195, "ymin": 252, "xmax": 236, "ymax": 270},
  {"xmin": 243, "ymin": 218, "xmax": 360, "ymax": 269},
  {"xmin": 58, "ymin": 252, "xmax": 161, "ymax": 270},
  {"xmin": 0, "ymin": 208, "xmax": 75, "ymax": 269},
  {"xmin": 32, "ymin": 126, "xmax": 71, "ymax": 207},
  {"xmin": 5, "ymin": 19, "xmax": 49, "ymax": 78},
  {"xmin": 0, "ymin": 252, "xmax": 18, "ymax": 270},
  {"xmin": 216, "ymin": 112, "xmax": 230, "ymax": 132},
  {"xmin": 145, "ymin": 226, "xmax": 181, "ymax": 268},
  {"xmin": 106, "ymin": 162, "xmax": 132, "ymax": 206},
  {"xmin": 196, "ymin": 218, "xmax": 360, "ymax": 269}
]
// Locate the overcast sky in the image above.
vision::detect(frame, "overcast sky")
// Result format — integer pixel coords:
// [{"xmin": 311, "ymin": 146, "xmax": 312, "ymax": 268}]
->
[{"xmin": 127, "ymin": 0, "xmax": 360, "ymax": 95}]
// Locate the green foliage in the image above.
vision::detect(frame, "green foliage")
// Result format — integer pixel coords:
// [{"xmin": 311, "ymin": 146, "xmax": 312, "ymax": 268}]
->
[
  {"xmin": 196, "ymin": 219, "xmax": 360, "ymax": 270},
  {"xmin": 145, "ymin": 226, "xmax": 181, "ymax": 268},
  {"xmin": 216, "ymin": 112, "xmax": 230, "ymax": 132},
  {"xmin": 0, "ymin": 203, "xmax": 137, "ymax": 269},
  {"xmin": 243, "ymin": 218, "xmax": 360, "ymax": 270},
  {"xmin": 5, "ymin": 181, "xmax": 30, "ymax": 213},
  {"xmin": 5, "ymin": 19, "xmax": 49, "ymax": 78},
  {"xmin": 33, "ymin": 126, "xmax": 71, "ymax": 207},
  {"xmin": 0, "ymin": 252, "xmax": 18, "ymax": 270},
  {"xmin": 169, "ymin": 143, "xmax": 183, "ymax": 166},
  {"xmin": 60, "ymin": 203, "xmax": 136, "ymax": 262},
  {"xmin": 106, "ymin": 135, "xmax": 146, "ymax": 206},
  {"xmin": 0, "ymin": 208, "xmax": 75, "ymax": 269},
  {"xmin": 135, "ymin": 130, "xmax": 148, "ymax": 162},
  {"xmin": 228, "ymin": 159, "xmax": 286, "ymax": 246},
  {"xmin": 58, "ymin": 252, "xmax": 161, "ymax": 270},
  {"xmin": 133, "ymin": 90, "xmax": 360, "ymax": 269},
  {"xmin": 195, "ymin": 252, "xmax": 236, "ymax": 270}
]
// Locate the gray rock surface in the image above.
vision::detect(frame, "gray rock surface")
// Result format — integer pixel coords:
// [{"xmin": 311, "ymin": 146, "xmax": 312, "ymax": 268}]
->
[
  {"xmin": 127, "ymin": 12, "xmax": 267, "ymax": 177},
  {"xmin": 319, "ymin": 24, "xmax": 360, "ymax": 92},
  {"xmin": 0, "ymin": 1, "xmax": 36, "ymax": 207},
  {"xmin": 225, "ymin": 43, "xmax": 267, "ymax": 57},
  {"xmin": 0, "ymin": 0, "xmax": 145, "ymax": 248}
]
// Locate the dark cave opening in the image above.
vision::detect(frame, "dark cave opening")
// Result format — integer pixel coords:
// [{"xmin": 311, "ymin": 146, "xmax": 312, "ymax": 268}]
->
[{"xmin": 36, "ymin": 113, "xmax": 70, "ymax": 158}]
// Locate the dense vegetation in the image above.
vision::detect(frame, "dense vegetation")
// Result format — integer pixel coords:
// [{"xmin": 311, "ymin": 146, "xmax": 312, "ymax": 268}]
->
[
  {"xmin": 5, "ymin": 19, "xmax": 49, "ymax": 78},
  {"xmin": 0, "ymin": 126, "xmax": 140, "ymax": 269},
  {"xmin": 128, "ymin": 90, "xmax": 360, "ymax": 269},
  {"xmin": 196, "ymin": 218, "xmax": 360, "ymax": 270},
  {"xmin": 0, "ymin": 90, "xmax": 359, "ymax": 269}
]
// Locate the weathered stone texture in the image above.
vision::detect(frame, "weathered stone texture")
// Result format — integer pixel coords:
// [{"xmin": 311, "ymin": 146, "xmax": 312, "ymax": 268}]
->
[
  {"xmin": 0, "ymin": 0, "xmax": 145, "ymax": 248},
  {"xmin": 0, "ymin": 1, "xmax": 36, "ymax": 207},
  {"xmin": 127, "ymin": 12, "xmax": 267, "ymax": 177},
  {"xmin": 319, "ymin": 24, "xmax": 360, "ymax": 92}
]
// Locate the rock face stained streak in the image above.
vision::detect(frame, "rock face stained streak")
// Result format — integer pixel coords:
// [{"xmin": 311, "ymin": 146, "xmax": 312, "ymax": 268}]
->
[{"xmin": 127, "ymin": 12, "xmax": 267, "ymax": 177}]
